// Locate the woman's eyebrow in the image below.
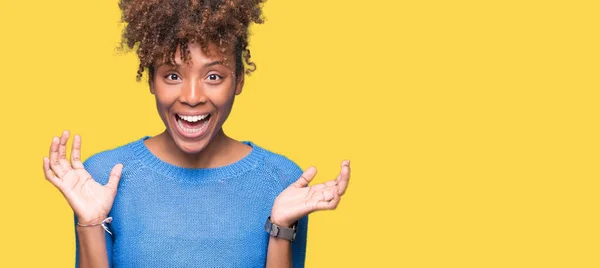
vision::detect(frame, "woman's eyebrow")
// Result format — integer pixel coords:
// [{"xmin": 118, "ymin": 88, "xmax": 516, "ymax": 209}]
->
[
  {"xmin": 158, "ymin": 63, "xmax": 181, "ymax": 70},
  {"xmin": 159, "ymin": 60, "xmax": 225, "ymax": 70},
  {"xmin": 204, "ymin": 61, "xmax": 225, "ymax": 68}
]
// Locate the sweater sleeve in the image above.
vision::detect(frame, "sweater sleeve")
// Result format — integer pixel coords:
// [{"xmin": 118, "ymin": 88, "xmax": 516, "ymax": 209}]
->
[{"xmin": 74, "ymin": 153, "xmax": 117, "ymax": 268}]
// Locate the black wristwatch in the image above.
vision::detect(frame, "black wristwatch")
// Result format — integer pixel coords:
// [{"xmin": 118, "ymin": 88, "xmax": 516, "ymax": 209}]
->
[{"xmin": 265, "ymin": 217, "xmax": 298, "ymax": 242}]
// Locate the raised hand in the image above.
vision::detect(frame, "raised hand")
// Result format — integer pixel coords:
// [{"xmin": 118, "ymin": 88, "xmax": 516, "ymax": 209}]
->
[
  {"xmin": 270, "ymin": 160, "xmax": 351, "ymax": 227},
  {"xmin": 43, "ymin": 131, "xmax": 122, "ymax": 225}
]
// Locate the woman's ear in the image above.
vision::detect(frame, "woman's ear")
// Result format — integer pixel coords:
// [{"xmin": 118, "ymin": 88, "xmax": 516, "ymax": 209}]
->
[
  {"xmin": 149, "ymin": 72, "xmax": 156, "ymax": 94},
  {"xmin": 235, "ymin": 74, "xmax": 245, "ymax": 95},
  {"xmin": 149, "ymin": 80, "xmax": 155, "ymax": 94}
]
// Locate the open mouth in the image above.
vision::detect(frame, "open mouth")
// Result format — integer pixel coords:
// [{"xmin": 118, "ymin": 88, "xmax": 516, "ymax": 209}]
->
[{"xmin": 175, "ymin": 113, "xmax": 211, "ymax": 137}]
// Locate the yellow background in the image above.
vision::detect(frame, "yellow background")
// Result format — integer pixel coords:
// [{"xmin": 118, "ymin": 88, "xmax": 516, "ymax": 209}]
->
[{"xmin": 1, "ymin": 0, "xmax": 599, "ymax": 267}]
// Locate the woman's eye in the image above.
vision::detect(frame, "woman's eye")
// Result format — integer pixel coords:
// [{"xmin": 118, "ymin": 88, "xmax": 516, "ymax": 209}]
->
[
  {"xmin": 166, "ymin": 73, "xmax": 180, "ymax": 80},
  {"xmin": 207, "ymin": 74, "xmax": 222, "ymax": 81}
]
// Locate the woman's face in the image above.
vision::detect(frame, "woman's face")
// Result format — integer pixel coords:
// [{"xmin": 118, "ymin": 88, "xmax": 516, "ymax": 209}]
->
[{"xmin": 151, "ymin": 42, "xmax": 243, "ymax": 154}]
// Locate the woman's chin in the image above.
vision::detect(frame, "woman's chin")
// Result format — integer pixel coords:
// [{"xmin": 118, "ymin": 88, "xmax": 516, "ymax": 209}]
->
[
  {"xmin": 165, "ymin": 121, "xmax": 223, "ymax": 155},
  {"xmin": 174, "ymin": 139, "xmax": 210, "ymax": 155}
]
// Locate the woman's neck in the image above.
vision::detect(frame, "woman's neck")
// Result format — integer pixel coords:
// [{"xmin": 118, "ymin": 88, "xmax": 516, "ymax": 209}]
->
[{"xmin": 145, "ymin": 129, "xmax": 252, "ymax": 169}]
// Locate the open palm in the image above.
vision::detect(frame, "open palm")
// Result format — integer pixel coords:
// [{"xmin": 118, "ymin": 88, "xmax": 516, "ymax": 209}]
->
[
  {"xmin": 271, "ymin": 161, "xmax": 351, "ymax": 227},
  {"xmin": 43, "ymin": 131, "xmax": 122, "ymax": 225}
]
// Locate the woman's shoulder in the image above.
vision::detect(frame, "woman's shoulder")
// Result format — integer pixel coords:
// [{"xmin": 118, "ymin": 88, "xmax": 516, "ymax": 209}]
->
[
  {"xmin": 248, "ymin": 142, "xmax": 299, "ymax": 168},
  {"xmin": 248, "ymin": 142, "xmax": 304, "ymax": 185},
  {"xmin": 83, "ymin": 137, "xmax": 145, "ymax": 183}
]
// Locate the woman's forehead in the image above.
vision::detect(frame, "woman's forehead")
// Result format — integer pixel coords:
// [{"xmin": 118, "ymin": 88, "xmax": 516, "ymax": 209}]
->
[{"xmin": 157, "ymin": 42, "xmax": 234, "ymax": 66}]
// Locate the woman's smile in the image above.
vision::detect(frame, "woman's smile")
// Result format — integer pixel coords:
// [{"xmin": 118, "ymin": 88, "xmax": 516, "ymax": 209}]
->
[{"xmin": 174, "ymin": 112, "xmax": 212, "ymax": 139}]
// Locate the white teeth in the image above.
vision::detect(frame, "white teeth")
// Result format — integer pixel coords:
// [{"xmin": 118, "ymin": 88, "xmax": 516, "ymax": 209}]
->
[
  {"xmin": 178, "ymin": 114, "xmax": 209, "ymax": 122},
  {"xmin": 177, "ymin": 117, "xmax": 209, "ymax": 134}
]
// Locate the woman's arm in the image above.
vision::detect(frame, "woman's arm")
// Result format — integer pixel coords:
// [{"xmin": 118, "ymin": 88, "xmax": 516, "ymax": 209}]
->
[
  {"xmin": 266, "ymin": 234, "xmax": 293, "ymax": 268},
  {"xmin": 266, "ymin": 161, "xmax": 351, "ymax": 267},
  {"xmin": 43, "ymin": 131, "xmax": 122, "ymax": 268},
  {"xmin": 76, "ymin": 226, "xmax": 109, "ymax": 268}
]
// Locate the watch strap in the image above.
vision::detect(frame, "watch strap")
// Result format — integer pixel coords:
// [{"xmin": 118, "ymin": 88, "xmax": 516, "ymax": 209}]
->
[{"xmin": 265, "ymin": 217, "xmax": 297, "ymax": 242}]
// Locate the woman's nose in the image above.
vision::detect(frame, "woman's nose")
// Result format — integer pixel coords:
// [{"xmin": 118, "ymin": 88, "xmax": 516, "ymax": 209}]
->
[{"xmin": 180, "ymin": 80, "xmax": 207, "ymax": 106}]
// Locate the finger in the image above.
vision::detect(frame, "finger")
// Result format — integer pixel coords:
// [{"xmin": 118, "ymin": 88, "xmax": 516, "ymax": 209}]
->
[
  {"xmin": 321, "ymin": 187, "xmax": 336, "ymax": 201},
  {"xmin": 334, "ymin": 164, "xmax": 343, "ymax": 183},
  {"xmin": 324, "ymin": 179, "xmax": 338, "ymax": 187},
  {"xmin": 43, "ymin": 157, "xmax": 62, "ymax": 187},
  {"xmin": 49, "ymin": 136, "xmax": 66, "ymax": 177},
  {"xmin": 314, "ymin": 189, "xmax": 341, "ymax": 211},
  {"xmin": 308, "ymin": 183, "xmax": 326, "ymax": 196},
  {"xmin": 104, "ymin": 164, "xmax": 123, "ymax": 193},
  {"xmin": 292, "ymin": 166, "xmax": 317, "ymax": 188},
  {"xmin": 71, "ymin": 134, "xmax": 84, "ymax": 169},
  {"xmin": 335, "ymin": 160, "xmax": 351, "ymax": 195},
  {"xmin": 58, "ymin": 130, "xmax": 73, "ymax": 170},
  {"xmin": 310, "ymin": 186, "xmax": 336, "ymax": 202}
]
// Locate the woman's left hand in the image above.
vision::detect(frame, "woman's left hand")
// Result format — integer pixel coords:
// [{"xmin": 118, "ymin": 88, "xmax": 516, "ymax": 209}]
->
[{"xmin": 270, "ymin": 160, "xmax": 351, "ymax": 227}]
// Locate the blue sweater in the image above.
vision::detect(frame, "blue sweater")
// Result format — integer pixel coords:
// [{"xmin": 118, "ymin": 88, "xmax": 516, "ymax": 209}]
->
[{"xmin": 76, "ymin": 137, "xmax": 308, "ymax": 267}]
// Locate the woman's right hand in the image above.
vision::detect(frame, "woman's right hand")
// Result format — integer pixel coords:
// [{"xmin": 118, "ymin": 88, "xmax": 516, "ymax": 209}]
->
[{"xmin": 43, "ymin": 130, "xmax": 122, "ymax": 225}]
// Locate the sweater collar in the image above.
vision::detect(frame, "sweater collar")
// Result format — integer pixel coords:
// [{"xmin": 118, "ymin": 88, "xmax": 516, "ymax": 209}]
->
[{"xmin": 130, "ymin": 136, "xmax": 264, "ymax": 181}]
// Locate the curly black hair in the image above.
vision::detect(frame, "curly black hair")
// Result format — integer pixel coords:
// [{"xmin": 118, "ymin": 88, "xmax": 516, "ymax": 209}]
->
[{"xmin": 118, "ymin": 0, "xmax": 266, "ymax": 81}]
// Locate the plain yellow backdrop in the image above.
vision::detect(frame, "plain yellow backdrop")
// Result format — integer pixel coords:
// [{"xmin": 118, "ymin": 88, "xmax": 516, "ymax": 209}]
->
[{"xmin": 1, "ymin": 0, "xmax": 599, "ymax": 267}]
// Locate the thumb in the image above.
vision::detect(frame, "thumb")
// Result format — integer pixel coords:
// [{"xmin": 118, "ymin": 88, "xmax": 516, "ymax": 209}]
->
[
  {"xmin": 105, "ymin": 164, "xmax": 123, "ymax": 192},
  {"xmin": 292, "ymin": 166, "xmax": 317, "ymax": 188}
]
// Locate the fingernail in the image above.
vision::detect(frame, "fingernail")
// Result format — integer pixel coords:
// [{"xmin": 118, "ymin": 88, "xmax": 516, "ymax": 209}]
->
[{"xmin": 53, "ymin": 137, "xmax": 59, "ymax": 143}]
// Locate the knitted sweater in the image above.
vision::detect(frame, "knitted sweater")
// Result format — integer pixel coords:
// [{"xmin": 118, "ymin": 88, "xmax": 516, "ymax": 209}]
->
[{"xmin": 75, "ymin": 137, "xmax": 308, "ymax": 267}]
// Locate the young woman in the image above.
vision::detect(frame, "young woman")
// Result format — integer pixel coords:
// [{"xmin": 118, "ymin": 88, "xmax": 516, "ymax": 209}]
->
[{"xmin": 42, "ymin": 0, "xmax": 351, "ymax": 267}]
